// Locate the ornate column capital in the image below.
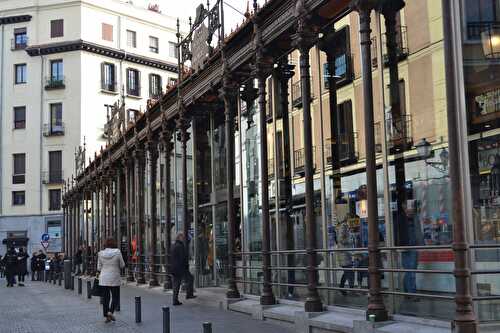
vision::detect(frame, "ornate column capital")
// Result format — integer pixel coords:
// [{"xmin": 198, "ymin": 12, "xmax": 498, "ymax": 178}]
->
[
  {"xmin": 291, "ymin": 0, "xmax": 318, "ymax": 53},
  {"xmin": 175, "ymin": 114, "xmax": 190, "ymax": 143}
]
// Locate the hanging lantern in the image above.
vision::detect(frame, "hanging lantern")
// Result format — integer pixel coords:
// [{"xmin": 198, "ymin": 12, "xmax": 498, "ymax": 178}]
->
[{"xmin": 482, "ymin": 24, "xmax": 500, "ymax": 59}]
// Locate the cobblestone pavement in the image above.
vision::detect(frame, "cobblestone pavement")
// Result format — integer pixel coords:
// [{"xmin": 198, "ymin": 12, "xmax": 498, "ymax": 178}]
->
[{"xmin": 0, "ymin": 280, "xmax": 293, "ymax": 333}]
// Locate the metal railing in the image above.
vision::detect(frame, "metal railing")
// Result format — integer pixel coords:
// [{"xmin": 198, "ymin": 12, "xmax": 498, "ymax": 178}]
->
[
  {"xmin": 43, "ymin": 123, "xmax": 65, "ymax": 136},
  {"xmin": 467, "ymin": 21, "xmax": 500, "ymax": 40},
  {"xmin": 42, "ymin": 170, "xmax": 64, "ymax": 184},
  {"xmin": 375, "ymin": 114, "xmax": 412, "ymax": 153},
  {"xmin": 371, "ymin": 25, "xmax": 409, "ymax": 67},
  {"xmin": 293, "ymin": 147, "xmax": 316, "ymax": 175},
  {"xmin": 45, "ymin": 76, "xmax": 65, "ymax": 90},
  {"xmin": 11, "ymin": 37, "xmax": 28, "ymax": 50},
  {"xmin": 325, "ymin": 132, "xmax": 358, "ymax": 165}
]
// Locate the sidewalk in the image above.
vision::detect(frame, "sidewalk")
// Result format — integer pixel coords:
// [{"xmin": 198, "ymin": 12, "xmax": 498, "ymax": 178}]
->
[{"xmin": 0, "ymin": 279, "xmax": 293, "ymax": 333}]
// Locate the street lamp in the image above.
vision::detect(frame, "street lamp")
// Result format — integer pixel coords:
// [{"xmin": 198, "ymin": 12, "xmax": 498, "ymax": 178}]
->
[
  {"xmin": 415, "ymin": 138, "xmax": 449, "ymax": 172},
  {"xmin": 481, "ymin": 23, "xmax": 500, "ymax": 59}
]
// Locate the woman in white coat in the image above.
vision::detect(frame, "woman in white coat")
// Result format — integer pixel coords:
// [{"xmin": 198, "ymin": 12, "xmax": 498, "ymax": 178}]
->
[{"xmin": 97, "ymin": 238, "xmax": 125, "ymax": 322}]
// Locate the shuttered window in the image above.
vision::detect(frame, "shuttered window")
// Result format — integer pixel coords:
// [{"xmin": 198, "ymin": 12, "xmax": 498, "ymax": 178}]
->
[
  {"xmin": 149, "ymin": 36, "xmax": 159, "ymax": 53},
  {"xmin": 127, "ymin": 68, "xmax": 140, "ymax": 96},
  {"xmin": 101, "ymin": 62, "xmax": 116, "ymax": 91},
  {"xmin": 49, "ymin": 189, "xmax": 61, "ymax": 211},
  {"xmin": 14, "ymin": 106, "xmax": 26, "ymax": 129},
  {"xmin": 49, "ymin": 151, "xmax": 62, "ymax": 183},
  {"xmin": 12, "ymin": 191, "xmax": 25, "ymax": 206},
  {"xmin": 50, "ymin": 19, "xmax": 64, "ymax": 38},
  {"xmin": 149, "ymin": 74, "xmax": 162, "ymax": 98},
  {"xmin": 13, "ymin": 153, "xmax": 26, "ymax": 184},
  {"xmin": 127, "ymin": 30, "xmax": 137, "ymax": 48},
  {"xmin": 102, "ymin": 23, "xmax": 113, "ymax": 41}
]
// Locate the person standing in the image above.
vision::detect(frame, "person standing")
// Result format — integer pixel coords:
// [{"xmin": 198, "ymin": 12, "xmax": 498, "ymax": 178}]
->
[
  {"xmin": 31, "ymin": 252, "xmax": 38, "ymax": 281},
  {"xmin": 0, "ymin": 255, "xmax": 4, "ymax": 278},
  {"xmin": 3, "ymin": 247, "xmax": 18, "ymax": 287},
  {"xmin": 97, "ymin": 238, "xmax": 125, "ymax": 323},
  {"xmin": 17, "ymin": 248, "xmax": 29, "ymax": 286},
  {"xmin": 75, "ymin": 246, "xmax": 83, "ymax": 275},
  {"xmin": 36, "ymin": 250, "xmax": 46, "ymax": 281},
  {"xmin": 171, "ymin": 232, "xmax": 195, "ymax": 306}
]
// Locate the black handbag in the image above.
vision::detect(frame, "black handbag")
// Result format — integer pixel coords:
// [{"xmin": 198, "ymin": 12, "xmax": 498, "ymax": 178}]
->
[{"xmin": 91, "ymin": 278, "xmax": 104, "ymax": 297}]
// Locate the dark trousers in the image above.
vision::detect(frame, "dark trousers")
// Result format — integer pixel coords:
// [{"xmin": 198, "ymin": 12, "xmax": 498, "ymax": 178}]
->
[
  {"xmin": 172, "ymin": 270, "xmax": 194, "ymax": 302},
  {"xmin": 18, "ymin": 274, "xmax": 25, "ymax": 283},
  {"xmin": 340, "ymin": 265, "xmax": 355, "ymax": 289},
  {"xmin": 6, "ymin": 272, "xmax": 16, "ymax": 286},
  {"xmin": 102, "ymin": 286, "xmax": 120, "ymax": 317}
]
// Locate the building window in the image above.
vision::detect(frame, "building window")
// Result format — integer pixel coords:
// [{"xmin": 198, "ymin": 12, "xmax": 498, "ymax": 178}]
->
[
  {"xmin": 101, "ymin": 62, "xmax": 116, "ymax": 92},
  {"xmin": 127, "ymin": 30, "xmax": 137, "ymax": 48},
  {"xmin": 14, "ymin": 106, "xmax": 26, "ymax": 129},
  {"xmin": 465, "ymin": 0, "xmax": 500, "ymax": 39},
  {"xmin": 13, "ymin": 28, "xmax": 27, "ymax": 49},
  {"xmin": 102, "ymin": 23, "xmax": 113, "ymax": 42},
  {"xmin": 50, "ymin": 19, "xmax": 64, "ymax": 38},
  {"xmin": 150, "ymin": 36, "xmax": 159, "ymax": 53},
  {"xmin": 46, "ymin": 59, "xmax": 64, "ymax": 89},
  {"xmin": 323, "ymin": 27, "xmax": 351, "ymax": 89},
  {"xmin": 49, "ymin": 103, "xmax": 63, "ymax": 135},
  {"xmin": 12, "ymin": 191, "xmax": 25, "ymax": 206},
  {"xmin": 49, "ymin": 150, "xmax": 62, "ymax": 183},
  {"xmin": 15, "ymin": 64, "xmax": 27, "ymax": 84},
  {"xmin": 168, "ymin": 41, "xmax": 178, "ymax": 58},
  {"xmin": 126, "ymin": 68, "xmax": 140, "ymax": 96},
  {"xmin": 149, "ymin": 74, "xmax": 162, "ymax": 98},
  {"xmin": 13, "ymin": 153, "xmax": 26, "ymax": 184},
  {"xmin": 168, "ymin": 77, "xmax": 178, "ymax": 88},
  {"xmin": 49, "ymin": 189, "xmax": 61, "ymax": 211}
]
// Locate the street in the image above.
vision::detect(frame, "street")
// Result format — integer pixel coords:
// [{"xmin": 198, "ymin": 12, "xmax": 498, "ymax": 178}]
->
[{"xmin": 0, "ymin": 280, "xmax": 293, "ymax": 333}]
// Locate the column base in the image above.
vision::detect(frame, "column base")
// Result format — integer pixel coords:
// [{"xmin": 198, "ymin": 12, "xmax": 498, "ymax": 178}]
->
[
  {"xmin": 305, "ymin": 299, "xmax": 323, "ymax": 312},
  {"xmin": 260, "ymin": 293, "xmax": 276, "ymax": 306},
  {"xmin": 366, "ymin": 308, "xmax": 389, "ymax": 322}
]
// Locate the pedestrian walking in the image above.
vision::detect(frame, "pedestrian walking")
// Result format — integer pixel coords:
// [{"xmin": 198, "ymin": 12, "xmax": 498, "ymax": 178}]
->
[
  {"xmin": 3, "ymin": 247, "xmax": 18, "ymax": 287},
  {"xmin": 17, "ymin": 248, "xmax": 29, "ymax": 286},
  {"xmin": 171, "ymin": 232, "xmax": 196, "ymax": 306},
  {"xmin": 97, "ymin": 238, "xmax": 125, "ymax": 323},
  {"xmin": 75, "ymin": 246, "xmax": 83, "ymax": 275}
]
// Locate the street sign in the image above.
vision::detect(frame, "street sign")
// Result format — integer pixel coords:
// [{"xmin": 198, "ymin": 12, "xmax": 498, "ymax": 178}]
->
[
  {"xmin": 41, "ymin": 233, "xmax": 50, "ymax": 242},
  {"xmin": 41, "ymin": 241, "xmax": 49, "ymax": 249}
]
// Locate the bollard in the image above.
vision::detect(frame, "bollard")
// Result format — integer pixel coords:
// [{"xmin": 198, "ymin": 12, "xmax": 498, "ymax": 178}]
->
[
  {"xmin": 58, "ymin": 273, "xmax": 62, "ymax": 286},
  {"xmin": 135, "ymin": 296, "xmax": 142, "ymax": 323},
  {"xmin": 64, "ymin": 260, "xmax": 71, "ymax": 290},
  {"xmin": 70, "ymin": 274, "xmax": 75, "ymax": 290},
  {"xmin": 162, "ymin": 306, "xmax": 170, "ymax": 333},
  {"xmin": 202, "ymin": 322, "xmax": 212, "ymax": 333},
  {"xmin": 87, "ymin": 280, "xmax": 92, "ymax": 299},
  {"xmin": 78, "ymin": 277, "xmax": 82, "ymax": 294}
]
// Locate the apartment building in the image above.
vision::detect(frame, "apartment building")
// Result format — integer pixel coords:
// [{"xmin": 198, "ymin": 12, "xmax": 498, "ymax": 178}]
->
[{"xmin": 0, "ymin": 0, "xmax": 179, "ymax": 255}]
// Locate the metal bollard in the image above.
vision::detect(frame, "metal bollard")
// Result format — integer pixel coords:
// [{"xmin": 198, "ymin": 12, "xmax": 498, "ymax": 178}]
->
[
  {"xmin": 162, "ymin": 306, "xmax": 170, "ymax": 333},
  {"xmin": 87, "ymin": 280, "xmax": 92, "ymax": 299},
  {"xmin": 58, "ymin": 273, "xmax": 62, "ymax": 286},
  {"xmin": 64, "ymin": 260, "xmax": 71, "ymax": 290},
  {"xmin": 78, "ymin": 277, "xmax": 82, "ymax": 294},
  {"xmin": 70, "ymin": 274, "xmax": 75, "ymax": 290},
  {"xmin": 135, "ymin": 296, "xmax": 142, "ymax": 323},
  {"xmin": 202, "ymin": 322, "xmax": 212, "ymax": 333}
]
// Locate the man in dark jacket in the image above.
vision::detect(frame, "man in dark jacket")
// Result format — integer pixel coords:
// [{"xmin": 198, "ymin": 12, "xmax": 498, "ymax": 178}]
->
[
  {"xmin": 31, "ymin": 252, "xmax": 38, "ymax": 281},
  {"xmin": 36, "ymin": 250, "xmax": 46, "ymax": 281},
  {"xmin": 74, "ymin": 247, "xmax": 83, "ymax": 275},
  {"xmin": 3, "ymin": 247, "xmax": 18, "ymax": 287},
  {"xmin": 170, "ymin": 232, "xmax": 195, "ymax": 305},
  {"xmin": 17, "ymin": 248, "xmax": 29, "ymax": 286}
]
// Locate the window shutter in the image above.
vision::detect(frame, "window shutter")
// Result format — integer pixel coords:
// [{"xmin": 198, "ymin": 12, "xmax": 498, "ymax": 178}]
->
[
  {"xmin": 137, "ymin": 70, "xmax": 141, "ymax": 96},
  {"xmin": 101, "ymin": 63, "xmax": 105, "ymax": 87},
  {"xmin": 51, "ymin": 20, "xmax": 63, "ymax": 38}
]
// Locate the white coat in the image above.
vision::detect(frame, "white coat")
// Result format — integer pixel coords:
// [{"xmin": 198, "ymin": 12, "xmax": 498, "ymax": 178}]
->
[{"xmin": 97, "ymin": 248, "xmax": 125, "ymax": 287}]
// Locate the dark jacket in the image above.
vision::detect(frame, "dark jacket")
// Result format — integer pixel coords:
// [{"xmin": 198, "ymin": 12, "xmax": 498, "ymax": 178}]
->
[
  {"xmin": 36, "ymin": 253, "xmax": 46, "ymax": 271},
  {"xmin": 170, "ymin": 240, "xmax": 188, "ymax": 277},
  {"xmin": 3, "ymin": 250, "xmax": 19, "ymax": 275},
  {"xmin": 31, "ymin": 254, "xmax": 38, "ymax": 271},
  {"xmin": 17, "ymin": 251, "xmax": 29, "ymax": 275},
  {"xmin": 74, "ymin": 250, "xmax": 83, "ymax": 265}
]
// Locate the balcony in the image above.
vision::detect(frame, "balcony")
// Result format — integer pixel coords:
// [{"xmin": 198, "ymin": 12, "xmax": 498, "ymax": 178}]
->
[
  {"xmin": 324, "ymin": 53, "xmax": 354, "ymax": 90},
  {"xmin": 45, "ymin": 76, "xmax": 65, "ymax": 90},
  {"xmin": 42, "ymin": 170, "xmax": 64, "ymax": 184},
  {"xmin": 375, "ymin": 114, "xmax": 412, "ymax": 154},
  {"xmin": 467, "ymin": 21, "xmax": 500, "ymax": 40},
  {"xmin": 101, "ymin": 80, "xmax": 117, "ymax": 93},
  {"xmin": 371, "ymin": 25, "xmax": 409, "ymax": 67},
  {"xmin": 43, "ymin": 123, "xmax": 65, "ymax": 137},
  {"xmin": 11, "ymin": 37, "xmax": 28, "ymax": 50},
  {"xmin": 325, "ymin": 132, "xmax": 359, "ymax": 166},
  {"xmin": 294, "ymin": 147, "xmax": 316, "ymax": 176}
]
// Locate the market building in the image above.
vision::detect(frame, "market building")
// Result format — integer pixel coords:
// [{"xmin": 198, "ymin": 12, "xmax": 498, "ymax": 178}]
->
[{"xmin": 63, "ymin": 0, "xmax": 500, "ymax": 331}]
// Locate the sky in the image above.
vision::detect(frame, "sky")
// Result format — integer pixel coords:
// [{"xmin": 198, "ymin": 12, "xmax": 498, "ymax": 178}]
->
[{"xmin": 134, "ymin": 0, "xmax": 264, "ymax": 33}]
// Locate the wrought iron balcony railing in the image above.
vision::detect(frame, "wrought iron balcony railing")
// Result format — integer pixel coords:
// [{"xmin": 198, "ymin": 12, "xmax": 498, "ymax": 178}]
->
[
  {"xmin": 371, "ymin": 25, "xmax": 409, "ymax": 67},
  {"xmin": 101, "ymin": 80, "xmax": 117, "ymax": 93},
  {"xmin": 292, "ymin": 81, "xmax": 302, "ymax": 108},
  {"xmin": 42, "ymin": 170, "xmax": 64, "ymax": 184},
  {"xmin": 325, "ymin": 132, "xmax": 359, "ymax": 166},
  {"xmin": 294, "ymin": 147, "xmax": 316, "ymax": 175},
  {"xmin": 375, "ymin": 114, "xmax": 413, "ymax": 153},
  {"xmin": 467, "ymin": 21, "xmax": 500, "ymax": 40},
  {"xmin": 43, "ymin": 123, "xmax": 65, "ymax": 137},
  {"xmin": 11, "ymin": 37, "xmax": 28, "ymax": 50},
  {"xmin": 45, "ymin": 76, "xmax": 65, "ymax": 90}
]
